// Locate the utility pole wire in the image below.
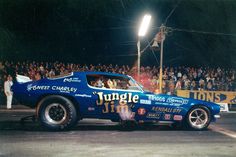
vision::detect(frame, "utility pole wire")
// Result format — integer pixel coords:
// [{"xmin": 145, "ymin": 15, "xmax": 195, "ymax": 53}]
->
[
  {"xmin": 146, "ymin": 40, "xmax": 159, "ymax": 65},
  {"xmin": 164, "ymin": 0, "xmax": 182, "ymax": 25},
  {"xmin": 120, "ymin": 0, "xmax": 125, "ymax": 10},
  {"xmin": 100, "ymin": 53, "xmax": 138, "ymax": 57},
  {"xmin": 141, "ymin": 38, "xmax": 155, "ymax": 54},
  {"xmin": 171, "ymin": 27, "xmax": 236, "ymax": 37}
]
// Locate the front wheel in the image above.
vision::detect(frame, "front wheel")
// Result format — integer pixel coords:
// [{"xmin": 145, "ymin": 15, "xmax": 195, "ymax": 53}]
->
[
  {"xmin": 38, "ymin": 95, "xmax": 77, "ymax": 131},
  {"xmin": 185, "ymin": 106, "xmax": 211, "ymax": 130}
]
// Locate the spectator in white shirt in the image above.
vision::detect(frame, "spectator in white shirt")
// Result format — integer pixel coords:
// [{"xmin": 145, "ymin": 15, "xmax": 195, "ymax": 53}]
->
[{"xmin": 4, "ymin": 75, "xmax": 13, "ymax": 109}]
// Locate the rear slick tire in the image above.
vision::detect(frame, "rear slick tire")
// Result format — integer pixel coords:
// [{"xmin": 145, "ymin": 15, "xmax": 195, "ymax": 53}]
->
[{"xmin": 38, "ymin": 95, "xmax": 77, "ymax": 131}]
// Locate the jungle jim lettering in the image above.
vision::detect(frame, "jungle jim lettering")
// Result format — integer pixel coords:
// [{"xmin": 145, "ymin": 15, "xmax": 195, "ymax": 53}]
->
[
  {"xmin": 95, "ymin": 92, "xmax": 139, "ymax": 105},
  {"xmin": 102, "ymin": 101, "xmax": 130, "ymax": 113},
  {"xmin": 94, "ymin": 92, "xmax": 139, "ymax": 113}
]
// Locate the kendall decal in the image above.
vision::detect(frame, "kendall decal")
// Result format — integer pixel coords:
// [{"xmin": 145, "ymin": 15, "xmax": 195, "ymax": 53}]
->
[{"xmin": 152, "ymin": 107, "xmax": 182, "ymax": 113}]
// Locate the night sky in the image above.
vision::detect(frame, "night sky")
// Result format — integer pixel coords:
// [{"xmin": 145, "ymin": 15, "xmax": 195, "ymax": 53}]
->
[{"xmin": 0, "ymin": 0, "xmax": 236, "ymax": 67}]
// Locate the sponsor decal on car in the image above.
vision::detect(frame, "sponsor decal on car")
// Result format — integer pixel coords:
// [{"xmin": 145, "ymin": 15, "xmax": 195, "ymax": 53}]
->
[
  {"xmin": 154, "ymin": 102, "xmax": 169, "ymax": 106},
  {"xmin": 63, "ymin": 77, "xmax": 81, "ymax": 83},
  {"xmin": 75, "ymin": 94, "xmax": 92, "ymax": 98},
  {"xmin": 166, "ymin": 97, "xmax": 188, "ymax": 106},
  {"xmin": 146, "ymin": 112, "xmax": 161, "ymax": 119},
  {"xmin": 140, "ymin": 99, "xmax": 151, "ymax": 105},
  {"xmin": 148, "ymin": 95, "xmax": 188, "ymax": 106},
  {"xmin": 152, "ymin": 107, "xmax": 182, "ymax": 113},
  {"xmin": 173, "ymin": 115, "xmax": 183, "ymax": 121},
  {"xmin": 27, "ymin": 84, "xmax": 50, "ymax": 91},
  {"xmin": 138, "ymin": 108, "xmax": 146, "ymax": 116},
  {"xmin": 88, "ymin": 107, "xmax": 95, "ymax": 111},
  {"xmin": 164, "ymin": 114, "xmax": 172, "ymax": 120},
  {"xmin": 27, "ymin": 84, "xmax": 77, "ymax": 93},
  {"xmin": 148, "ymin": 95, "xmax": 166, "ymax": 102},
  {"xmin": 51, "ymin": 86, "xmax": 77, "ymax": 93}
]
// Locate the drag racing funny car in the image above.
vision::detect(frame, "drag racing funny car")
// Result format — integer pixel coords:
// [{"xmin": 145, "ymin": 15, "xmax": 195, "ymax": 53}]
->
[{"xmin": 12, "ymin": 72, "xmax": 221, "ymax": 131}]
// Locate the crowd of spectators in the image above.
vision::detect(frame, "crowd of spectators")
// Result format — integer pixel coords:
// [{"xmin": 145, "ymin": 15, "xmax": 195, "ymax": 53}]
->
[{"xmin": 0, "ymin": 61, "xmax": 236, "ymax": 97}]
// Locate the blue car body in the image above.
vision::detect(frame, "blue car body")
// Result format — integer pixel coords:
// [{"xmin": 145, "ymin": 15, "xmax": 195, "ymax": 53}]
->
[{"xmin": 12, "ymin": 71, "xmax": 220, "ymax": 125}]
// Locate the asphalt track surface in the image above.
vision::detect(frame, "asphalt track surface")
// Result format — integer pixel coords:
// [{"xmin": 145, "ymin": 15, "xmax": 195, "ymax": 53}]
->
[{"xmin": 0, "ymin": 106, "xmax": 236, "ymax": 157}]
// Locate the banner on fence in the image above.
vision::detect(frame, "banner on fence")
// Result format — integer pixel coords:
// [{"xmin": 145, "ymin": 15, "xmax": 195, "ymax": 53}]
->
[{"xmin": 177, "ymin": 90, "xmax": 236, "ymax": 104}]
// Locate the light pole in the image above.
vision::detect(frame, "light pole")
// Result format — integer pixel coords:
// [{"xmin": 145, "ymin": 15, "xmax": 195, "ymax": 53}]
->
[
  {"xmin": 137, "ymin": 14, "xmax": 151, "ymax": 82},
  {"xmin": 137, "ymin": 38, "xmax": 141, "ymax": 82},
  {"xmin": 159, "ymin": 24, "xmax": 165, "ymax": 93}
]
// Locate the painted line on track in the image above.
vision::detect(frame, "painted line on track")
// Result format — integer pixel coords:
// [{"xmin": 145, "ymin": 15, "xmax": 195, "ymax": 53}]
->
[
  {"xmin": 0, "ymin": 109, "xmax": 34, "ymax": 112},
  {"xmin": 227, "ymin": 111, "xmax": 236, "ymax": 113},
  {"xmin": 210, "ymin": 125, "xmax": 236, "ymax": 139}
]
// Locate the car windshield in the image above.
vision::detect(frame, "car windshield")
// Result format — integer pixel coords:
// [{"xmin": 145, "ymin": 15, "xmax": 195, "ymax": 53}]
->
[
  {"xmin": 128, "ymin": 76, "xmax": 151, "ymax": 92},
  {"xmin": 87, "ymin": 74, "xmax": 143, "ymax": 92}
]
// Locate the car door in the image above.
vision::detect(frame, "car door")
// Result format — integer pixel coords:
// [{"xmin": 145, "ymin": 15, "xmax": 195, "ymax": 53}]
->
[{"xmin": 85, "ymin": 74, "xmax": 142, "ymax": 121}]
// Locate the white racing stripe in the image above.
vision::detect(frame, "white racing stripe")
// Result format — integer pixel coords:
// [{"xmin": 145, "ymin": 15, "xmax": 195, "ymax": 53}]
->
[{"xmin": 210, "ymin": 125, "xmax": 236, "ymax": 139}]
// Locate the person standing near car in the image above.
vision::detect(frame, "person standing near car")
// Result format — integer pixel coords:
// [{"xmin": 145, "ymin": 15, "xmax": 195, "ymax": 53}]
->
[{"xmin": 4, "ymin": 75, "xmax": 13, "ymax": 109}]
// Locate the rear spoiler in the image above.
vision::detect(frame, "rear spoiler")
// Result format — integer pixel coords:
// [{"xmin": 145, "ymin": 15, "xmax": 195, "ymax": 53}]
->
[{"xmin": 16, "ymin": 74, "xmax": 32, "ymax": 83}]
